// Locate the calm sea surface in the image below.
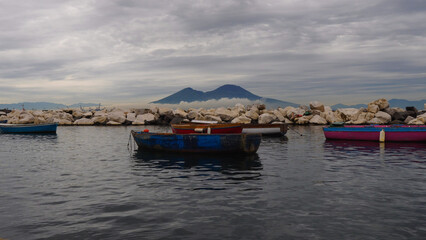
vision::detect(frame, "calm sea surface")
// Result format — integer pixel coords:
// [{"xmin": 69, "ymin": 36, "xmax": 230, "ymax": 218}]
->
[{"xmin": 1, "ymin": 126, "xmax": 425, "ymax": 240}]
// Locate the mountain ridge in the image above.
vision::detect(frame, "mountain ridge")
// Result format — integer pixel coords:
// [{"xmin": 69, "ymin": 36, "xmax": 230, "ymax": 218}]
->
[{"xmin": 151, "ymin": 84, "xmax": 299, "ymax": 107}]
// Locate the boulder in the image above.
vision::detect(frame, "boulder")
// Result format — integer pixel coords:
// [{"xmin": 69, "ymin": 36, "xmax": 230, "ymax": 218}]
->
[
  {"xmin": 159, "ymin": 108, "xmax": 173, "ymax": 116},
  {"xmin": 245, "ymin": 110, "xmax": 259, "ymax": 120},
  {"xmin": 53, "ymin": 118, "xmax": 73, "ymax": 125},
  {"xmin": 72, "ymin": 110, "xmax": 84, "ymax": 119},
  {"xmin": 187, "ymin": 111, "xmax": 198, "ymax": 120},
  {"xmin": 133, "ymin": 113, "xmax": 156, "ymax": 125},
  {"xmin": 408, "ymin": 119, "xmax": 424, "ymax": 125},
  {"xmin": 82, "ymin": 112, "xmax": 93, "ymax": 118},
  {"xmin": 309, "ymin": 101, "xmax": 325, "ymax": 112},
  {"xmin": 404, "ymin": 116, "xmax": 414, "ymax": 124},
  {"xmin": 371, "ymin": 98, "xmax": 389, "ymax": 110},
  {"xmin": 309, "ymin": 115, "xmax": 327, "ymax": 125},
  {"xmin": 18, "ymin": 114, "xmax": 35, "ymax": 124},
  {"xmin": 108, "ymin": 111, "xmax": 126, "ymax": 124},
  {"xmin": 106, "ymin": 121, "xmax": 121, "ymax": 125},
  {"xmin": 296, "ymin": 115, "xmax": 312, "ymax": 124},
  {"xmin": 0, "ymin": 111, "xmax": 6, "ymax": 116},
  {"xmin": 173, "ymin": 109, "xmax": 188, "ymax": 118},
  {"xmin": 92, "ymin": 116, "xmax": 108, "ymax": 125},
  {"xmin": 367, "ymin": 104, "xmax": 379, "ymax": 113},
  {"xmin": 215, "ymin": 108, "xmax": 239, "ymax": 122},
  {"xmin": 126, "ymin": 112, "xmax": 136, "ymax": 122},
  {"xmin": 74, "ymin": 118, "xmax": 95, "ymax": 125},
  {"xmin": 258, "ymin": 113, "xmax": 277, "ymax": 124},
  {"xmin": 231, "ymin": 116, "xmax": 252, "ymax": 124},
  {"xmin": 336, "ymin": 108, "xmax": 359, "ymax": 122},
  {"xmin": 204, "ymin": 115, "xmax": 222, "ymax": 122},
  {"xmin": 375, "ymin": 111, "xmax": 392, "ymax": 123},
  {"xmin": 273, "ymin": 110, "xmax": 286, "ymax": 122}
]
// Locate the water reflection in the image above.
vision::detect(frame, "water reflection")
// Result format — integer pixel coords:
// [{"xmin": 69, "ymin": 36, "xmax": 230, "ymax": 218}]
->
[
  {"xmin": 132, "ymin": 150, "xmax": 263, "ymax": 179},
  {"xmin": 324, "ymin": 139, "xmax": 426, "ymax": 150}
]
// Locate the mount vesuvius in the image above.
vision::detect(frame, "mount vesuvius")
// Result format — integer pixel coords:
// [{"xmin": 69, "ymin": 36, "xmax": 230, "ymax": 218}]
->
[{"xmin": 151, "ymin": 84, "xmax": 298, "ymax": 107}]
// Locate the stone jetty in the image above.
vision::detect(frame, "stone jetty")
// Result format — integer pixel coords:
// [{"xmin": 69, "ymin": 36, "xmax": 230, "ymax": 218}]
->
[{"xmin": 0, "ymin": 99, "xmax": 425, "ymax": 126}]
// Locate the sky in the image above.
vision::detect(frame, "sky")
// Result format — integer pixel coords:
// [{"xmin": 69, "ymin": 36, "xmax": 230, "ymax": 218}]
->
[{"xmin": 0, "ymin": 0, "xmax": 425, "ymax": 106}]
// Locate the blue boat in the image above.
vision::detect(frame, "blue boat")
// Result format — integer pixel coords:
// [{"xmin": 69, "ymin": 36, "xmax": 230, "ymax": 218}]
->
[
  {"xmin": 0, "ymin": 123, "xmax": 58, "ymax": 134},
  {"xmin": 131, "ymin": 130, "xmax": 261, "ymax": 154}
]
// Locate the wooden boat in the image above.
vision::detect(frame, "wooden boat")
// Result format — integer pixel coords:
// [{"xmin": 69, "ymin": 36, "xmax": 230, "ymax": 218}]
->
[
  {"xmin": 131, "ymin": 130, "xmax": 261, "ymax": 154},
  {"xmin": 241, "ymin": 123, "xmax": 287, "ymax": 137},
  {"xmin": 323, "ymin": 125, "xmax": 426, "ymax": 142},
  {"xmin": 171, "ymin": 123, "xmax": 242, "ymax": 134},
  {"xmin": 0, "ymin": 123, "xmax": 58, "ymax": 134}
]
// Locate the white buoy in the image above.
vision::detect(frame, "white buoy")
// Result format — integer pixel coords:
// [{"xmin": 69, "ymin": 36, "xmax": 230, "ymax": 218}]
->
[{"xmin": 379, "ymin": 129, "xmax": 385, "ymax": 142}]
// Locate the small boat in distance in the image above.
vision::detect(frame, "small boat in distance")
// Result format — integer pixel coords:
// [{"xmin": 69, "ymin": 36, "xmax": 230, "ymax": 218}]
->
[
  {"xmin": 171, "ymin": 123, "xmax": 242, "ymax": 134},
  {"xmin": 186, "ymin": 120, "xmax": 287, "ymax": 137},
  {"xmin": 0, "ymin": 123, "xmax": 58, "ymax": 134},
  {"xmin": 241, "ymin": 123, "xmax": 287, "ymax": 137},
  {"xmin": 131, "ymin": 130, "xmax": 261, "ymax": 154},
  {"xmin": 323, "ymin": 125, "xmax": 426, "ymax": 142}
]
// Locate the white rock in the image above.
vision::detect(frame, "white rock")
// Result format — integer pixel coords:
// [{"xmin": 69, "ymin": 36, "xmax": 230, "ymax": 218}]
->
[
  {"xmin": 336, "ymin": 108, "xmax": 359, "ymax": 122},
  {"xmin": 204, "ymin": 115, "xmax": 222, "ymax": 122},
  {"xmin": 108, "ymin": 111, "xmax": 126, "ymax": 124},
  {"xmin": 126, "ymin": 112, "xmax": 136, "ymax": 122},
  {"xmin": 408, "ymin": 119, "xmax": 424, "ymax": 125},
  {"xmin": 371, "ymin": 98, "xmax": 389, "ymax": 110},
  {"xmin": 367, "ymin": 104, "xmax": 379, "ymax": 113},
  {"xmin": 107, "ymin": 121, "xmax": 121, "ymax": 125},
  {"xmin": 82, "ymin": 112, "xmax": 93, "ymax": 118},
  {"xmin": 0, "ymin": 111, "xmax": 6, "ymax": 116},
  {"xmin": 324, "ymin": 106, "xmax": 332, "ymax": 112},
  {"xmin": 74, "ymin": 118, "xmax": 95, "ymax": 125},
  {"xmin": 404, "ymin": 116, "xmax": 414, "ymax": 124},
  {"xmin": 296, "ymin": 116, "xmax": 312, "ymax": 124},
  {"xmin": 258, "ymin": 113, "xmax": 277, "ymax": 124},
  {"xmin": 72, "ymin": 110, "xmax": 84, "ymax": 118},
  {"xmin": 215, "ymin": 108, "xmax": 238, "ymax": 122},
  {"xmin": 133, "ymin": 113, "xmax": 156, "ymax": 125},
  {"xmin": 309, "ymin": 101, "xmax": 325, "ymax": 112},
  {"xmin": 173, "ymin": 109, "xmax": 188, "ymax": 118},
  {"xmin": 375, "ymin": 111, "xmax": 392, "ymax": 123},
  {"xmin": 187, "ymin": 111, "xmax": 198, "ymax": 120},
  {"xmin": 231, "ymin": 116, "xmax": 252, "ymax": 124},
  {"xmin": 93, "ymin": 116, "xmax": 108, "ymax": 125},
  {"xmin": 273, "ymin": 110, "xmax": 286, "ymax": 122},
  {"xmin": 309, "ymin": 115, "xmax": 327, "ymax": 125},
  {"xmin": 245, "ymin": 110, "xmax": 259, "ymax": 120},
  {"xmin": 159, "ymin": 108, "xmax": 173, "ymax": 116}
]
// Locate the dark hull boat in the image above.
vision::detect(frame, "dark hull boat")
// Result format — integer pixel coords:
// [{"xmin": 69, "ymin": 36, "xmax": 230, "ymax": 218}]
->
[
  {"xmin": 131, "ymin": 130, "xmax": 261, "ymax": 154},
  {"xmin": 0, "ymin": 123, "xmax": 57, "ymax": 134}
]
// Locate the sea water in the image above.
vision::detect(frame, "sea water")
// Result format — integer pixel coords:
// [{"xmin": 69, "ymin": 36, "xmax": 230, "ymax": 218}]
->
[{"xmin": 0, "ymin": 126, "xmax": 425, "ymax": 239}]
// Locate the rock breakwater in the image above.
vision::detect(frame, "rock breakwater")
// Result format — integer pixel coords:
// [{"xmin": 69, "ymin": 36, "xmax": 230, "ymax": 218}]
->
[{"xmin": 0, "ymin": 99, "xmax": 425, "ymax": 126}]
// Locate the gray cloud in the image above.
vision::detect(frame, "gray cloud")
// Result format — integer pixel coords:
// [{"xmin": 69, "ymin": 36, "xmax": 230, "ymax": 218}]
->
[{"xmin": 0, "ymin": 0, "xmax": 425, "ymax": 106}]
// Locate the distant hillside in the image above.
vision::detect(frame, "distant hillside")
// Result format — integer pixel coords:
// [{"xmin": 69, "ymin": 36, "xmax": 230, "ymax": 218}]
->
[
  {"xmin": 331, "ymin": 103, "xmax": 368, "ymax": 110},
  {"xmin": 332, "ymin": 99, "xmax": 425, "ymax": 110},
  {"xmin": 388, "ymin": 99, "xmax": 425, "ymax": 110},
  {"xmin": 0, "ymin": 102, "xmax": 98, "ymax": 110},
  {"xmin": 152, "ymin": 84, "xmax": 299, "ymax": 108}
]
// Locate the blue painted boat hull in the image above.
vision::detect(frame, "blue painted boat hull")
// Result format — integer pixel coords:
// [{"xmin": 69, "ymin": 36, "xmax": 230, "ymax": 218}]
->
[
  {"xmin": 131, "ymin": 131, "xmax": 261, "ymax": 154},
  {"xmin": 0, "ymin": 123, "xmax": 58, "ymax": 134}
]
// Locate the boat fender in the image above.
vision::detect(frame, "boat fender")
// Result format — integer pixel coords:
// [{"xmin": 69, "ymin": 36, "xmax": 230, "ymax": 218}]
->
[
  {"xmin": 207, "ymin": 127, "xmax": 211, "ymax": 134},
  {"xmin": 144, "ymin": 129, "xmax": 149, "ymax": 133},
  {"xmin": 379, "ymin": 129, "xmax": 385, "ymax": 142}
]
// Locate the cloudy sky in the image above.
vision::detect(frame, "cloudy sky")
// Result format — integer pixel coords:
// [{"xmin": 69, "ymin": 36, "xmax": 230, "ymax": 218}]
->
[{"xmin": 1, "ymin": 0, "xmax": 425, "ymax": 106}]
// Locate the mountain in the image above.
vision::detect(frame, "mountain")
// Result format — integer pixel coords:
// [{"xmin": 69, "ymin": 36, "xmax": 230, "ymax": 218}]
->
[
  {"xmin": 331, "ymin": 103, "xmax": 368, "ymax": 110},
  {"xmin": 388, "ymin": 99, "xmax": 425, "ymax": 110},
  {"xmin": 0, "ymin": 102, "xmax": 98, "ymax": 110},
  {"xmin": 151, "ymin": 84, "xmax": 299, "ymax": 107}
]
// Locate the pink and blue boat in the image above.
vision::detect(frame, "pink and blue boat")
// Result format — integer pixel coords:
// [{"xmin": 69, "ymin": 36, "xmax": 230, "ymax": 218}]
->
[{"xmin": 323, "ymin": 125, "xmax": 426, "ymax": 142}]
